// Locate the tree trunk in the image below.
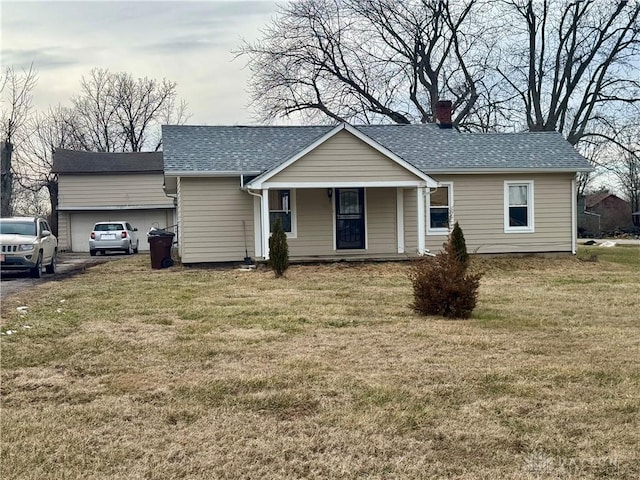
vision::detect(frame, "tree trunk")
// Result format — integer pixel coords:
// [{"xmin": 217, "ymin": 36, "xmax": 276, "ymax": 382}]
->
[
  {"xmin": 46, "ymin": 180, "xmax": 59, "ymax": 236},
  {"xmin": 1, "ymin": 141, "xmax": 14, "ymax": 217}
]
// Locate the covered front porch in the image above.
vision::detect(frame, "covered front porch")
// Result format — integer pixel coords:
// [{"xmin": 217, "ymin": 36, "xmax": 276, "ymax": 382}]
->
[{"xmin": 247, "ymin": 185, "xmax": 430, "ymax": 261}]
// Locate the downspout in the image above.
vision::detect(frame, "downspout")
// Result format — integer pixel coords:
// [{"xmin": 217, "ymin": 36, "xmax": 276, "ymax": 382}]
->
[
  {"xmin": 246, "ymin": 188, "xmax": 264, "ymax": 259},
  {"xmin": 421, "ymin": 186, "xmax": 439, "ymax": 256},
  {"xmin": 571, "ymin": 178, "xmax": 577, "ymax": 255},
  {"xmin": 162, "ymin": 181, "xmax": 179, "ymax": 246}
]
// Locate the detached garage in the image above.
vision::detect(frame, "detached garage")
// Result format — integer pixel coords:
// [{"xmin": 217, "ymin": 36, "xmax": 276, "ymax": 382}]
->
[{"xmin": 53, "ymin": 150, "xmax": 176, "ymax": 252}]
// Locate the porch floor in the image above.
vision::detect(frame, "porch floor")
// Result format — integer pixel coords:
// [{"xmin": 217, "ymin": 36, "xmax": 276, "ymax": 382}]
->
[{"xmin": 260, "ymin": 253, "xmax": 418, "ymax": 264}]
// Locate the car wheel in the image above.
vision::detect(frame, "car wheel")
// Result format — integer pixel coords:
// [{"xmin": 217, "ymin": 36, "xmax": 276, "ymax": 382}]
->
[
  {"xmin": 30, "ymin": 252, "xmax": 43, "ymax": 278},
  {"xmin": 133, "ymin": 241, "xmax": 139, "ymax": 254},
  {"xmin": 45, "ymin": 250, "xmax": 57, "ymax": 274},
  {"xmin": 90, "ymin": 249, "xmax": 97, "ymax": 257},
  {"xmin": 126, "ymin": 242, "xmax": 134, "ymax": 255}
]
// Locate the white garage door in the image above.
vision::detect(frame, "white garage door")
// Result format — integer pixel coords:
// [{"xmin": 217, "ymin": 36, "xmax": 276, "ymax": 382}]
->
[{"xmin": 69, "ymin": 210, "xmax": 174, "ymax": 252}]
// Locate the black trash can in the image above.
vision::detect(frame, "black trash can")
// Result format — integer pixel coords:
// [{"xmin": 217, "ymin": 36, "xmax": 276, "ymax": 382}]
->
[{"xmin": 147, "ymin": 228, "xmax": 175, "ymax": 269}]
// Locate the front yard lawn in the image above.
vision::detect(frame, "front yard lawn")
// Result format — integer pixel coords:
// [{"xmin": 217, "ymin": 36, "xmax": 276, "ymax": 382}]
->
[{"xmin": 1, "ymin": 247, "xmax": 638, "ymax": 479}]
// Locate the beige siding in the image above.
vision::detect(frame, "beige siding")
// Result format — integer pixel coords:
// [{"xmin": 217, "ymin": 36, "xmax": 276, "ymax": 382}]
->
[
  {"xmin": 57, "ymin": 212, "xmax": 71, "ymax": 251},
  {"xmin": 58, "ymin": 174, "xmax": 171, "ymax": 208},
  {"xmin": 288, "ymin": 187, "xmax": 398, "ymax": 257},
  {"xmin": 403, "ymin": 188, "xmax": 418, "ymax": 254},
  {"xmin": 179, "ymin": 177, "xmax": 255, "ymax": 263},
  {"xmin": 288, "ymin": 189, "xmax": 334, "ymax": 257},
  {"xmin": 269, "ymin": 130, "xmax": 421, "ymax": 184},
  {"xmin": 426, "ymin": 173, "xmax": 574, "ymax": 254},
  {"xmin": 366, "ymin": 188, "xmax": 397, "ymax": 254}
]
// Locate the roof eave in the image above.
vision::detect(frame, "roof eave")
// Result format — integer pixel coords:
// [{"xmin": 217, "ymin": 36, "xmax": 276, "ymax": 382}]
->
[
  {"xmin": 424, "ymin": 167, "xmax": 594, "ymax": 174},
  {"xmin": 164, "ymin": 170, "xmax": 262, "ymax": 177}
]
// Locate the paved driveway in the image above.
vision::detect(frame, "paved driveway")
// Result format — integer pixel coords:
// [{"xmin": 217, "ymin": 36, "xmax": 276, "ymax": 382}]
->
[{"xmin": 0, "ymin": 252, "xmax": 129, "ymax": 301}]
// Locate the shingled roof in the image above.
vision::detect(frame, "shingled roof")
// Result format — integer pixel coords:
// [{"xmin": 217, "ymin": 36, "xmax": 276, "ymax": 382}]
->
[
  {"xmin": 52, "ymin": 149, "xmax": 164, "ymax": 174},
  {"xmin": 161, "ymin": 123, "xmax": 593, "ymax": 175}
]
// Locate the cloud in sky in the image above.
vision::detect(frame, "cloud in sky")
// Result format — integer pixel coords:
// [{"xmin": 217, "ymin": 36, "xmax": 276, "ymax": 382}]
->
[{"xmin": 1, "ymin": 0, "xmax": 280, "ymax": 125}]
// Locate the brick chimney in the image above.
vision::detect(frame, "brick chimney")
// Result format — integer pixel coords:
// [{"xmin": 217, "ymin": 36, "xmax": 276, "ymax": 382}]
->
[{"xmin": 435, "ymin": 100, "xmax": 453, "ymax": 129}]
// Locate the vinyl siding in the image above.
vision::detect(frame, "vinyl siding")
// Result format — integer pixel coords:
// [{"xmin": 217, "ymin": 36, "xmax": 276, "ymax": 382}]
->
[
  {"xmin": 426, "ymin": 173, "xmax": 574, "ymax": 253},
  {"xmin": 287, "ymin": 189, "xmax": 334, "ymax": 256},
  {"xmin": 366, "ymin": 188, "xmax": 397, "ymax": 254},
  {"xmin": 57, "ymin": 211, "xmax": 71, "ymax": 251},
  {"xmin": 58, "ymin": 173, "xmax": 171, "ymax": 208},
  {"xmin": 269, "ymin": 130, "xmax": 421, "ymax": 184},
  {"xmin": 404, "ymin": 188, "xmax": 418, "ymax": 254},
  {"xmin": 179, "ymin": 177, "xmax": 255, "ymax": 263}
]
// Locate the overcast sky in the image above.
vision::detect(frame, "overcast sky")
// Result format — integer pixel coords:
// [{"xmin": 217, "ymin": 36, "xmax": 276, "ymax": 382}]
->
[{"xmin": 1, "ymin": 0, "xmax": 281, "ymax": 125}]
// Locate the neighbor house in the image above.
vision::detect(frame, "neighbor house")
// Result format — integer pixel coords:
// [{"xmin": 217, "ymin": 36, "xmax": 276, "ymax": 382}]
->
[
  {"xmin": 162, "ymin": 105, "xmax": 593, "ymax": 264},
  {"xmin": 578, "ymin": 192, "xmax": 634, "ymax": 235},
  {"xmin": 53, "ymin": 149, "xmax": 175, "ymax": 252}
]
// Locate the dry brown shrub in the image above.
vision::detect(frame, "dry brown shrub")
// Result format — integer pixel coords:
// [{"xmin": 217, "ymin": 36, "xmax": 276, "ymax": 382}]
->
[{"xmin": 409, "ymin": 235, "xmax": 482, "ymax": 319}]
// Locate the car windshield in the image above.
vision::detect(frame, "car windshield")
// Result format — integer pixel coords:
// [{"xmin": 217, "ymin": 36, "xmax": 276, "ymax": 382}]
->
[
  {"xmin": 94, "ymin": 223, "xmax": 124, "ymax": 231},
  {"xmin": 0, "ymin": 221, "xmax": 36, "ymax": 236}
]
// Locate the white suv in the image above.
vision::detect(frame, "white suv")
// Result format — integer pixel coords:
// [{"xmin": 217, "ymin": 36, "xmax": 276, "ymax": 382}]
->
[{"xmin": 0, "ymin": 217, "xmax": 58, "ymax": 278}]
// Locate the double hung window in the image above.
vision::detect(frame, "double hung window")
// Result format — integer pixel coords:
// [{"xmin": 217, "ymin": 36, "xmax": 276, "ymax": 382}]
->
[
  {"xmin": 427, "ymin": 183, "xmax": 453, "ymax": 234},
  {"xmin": 269, "ymin": 189, "xmax": 295, "ymax": 236},
  {"xmin": 504, "ymin": 181, "xmax": 534, "ymax": 232}
]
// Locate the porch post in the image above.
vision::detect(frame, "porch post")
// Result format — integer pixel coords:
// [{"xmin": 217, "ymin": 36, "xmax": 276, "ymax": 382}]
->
[
  {"xmin": 417, "ymin": 187, "xmax": 426, "ymax": 255},
  {"xmin": 396, "ymin": 188, "xmax": 404, "ymax": 254},
  {"xmin": 261, "ymin": 189, "xmax": 270, "ymax": 260}
]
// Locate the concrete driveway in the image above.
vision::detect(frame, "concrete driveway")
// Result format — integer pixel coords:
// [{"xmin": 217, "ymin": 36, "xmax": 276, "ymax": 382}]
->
[
  {"xmin": 0, "ymin": 252, "xmax": 131, "ymax": 301},
  {"xmin": 578, "ymin": 238, "xmax": 640, "ymax": 246}
]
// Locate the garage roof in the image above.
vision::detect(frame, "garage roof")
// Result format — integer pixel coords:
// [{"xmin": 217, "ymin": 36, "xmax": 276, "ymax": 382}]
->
[{"xmin": 52, "ymin": 149, "xmax": 163, "ymax": 174}]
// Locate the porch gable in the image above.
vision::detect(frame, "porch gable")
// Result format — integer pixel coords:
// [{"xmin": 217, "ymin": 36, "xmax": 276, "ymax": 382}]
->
[{"xmin": 246, "ymin": 123, "xmax": 437, "ymax": 189}]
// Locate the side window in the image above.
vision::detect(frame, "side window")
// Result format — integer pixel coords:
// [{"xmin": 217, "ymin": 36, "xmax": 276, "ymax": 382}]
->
[
  {"xmin": 39, "ymin": 220, "xmax": 49, "ymax": 235},
  {"xmin": 504, "ymin": 181, "xmax": 534, "ymax": 232},
  {"xmin": 269, "ymin": 189, "xmax": 297, "ymax": 237},
  {"xmin": 126, "ymin": 223, "xmax": 133, "ymax": 231},
  {"xmin": 427, "ymin": 183, "xmax": 453, "ymax": 234}
]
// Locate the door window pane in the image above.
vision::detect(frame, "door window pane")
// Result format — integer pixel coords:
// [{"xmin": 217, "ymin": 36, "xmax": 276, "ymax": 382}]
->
[{"xmin": 339, "ymin": 190, "xmax": 361, "ymax": 215}]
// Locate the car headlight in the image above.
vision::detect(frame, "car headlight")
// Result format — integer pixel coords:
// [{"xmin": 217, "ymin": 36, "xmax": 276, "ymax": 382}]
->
[{"xmin": 18, "ymin": 244, "xmax": 35, "ymax": 251}]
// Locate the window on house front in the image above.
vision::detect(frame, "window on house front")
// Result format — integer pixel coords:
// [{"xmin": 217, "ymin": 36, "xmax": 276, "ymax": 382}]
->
[
  {"xmin": 269, "ymin": 189, "xmax": 294, "ymax": 235},
  {"xmin": 427, "ymin": 183, "xmax": 452, "ymax": 233},
  {"xmin": 504, "ymin": 181, "xmax": 534, "ymax": 232}
]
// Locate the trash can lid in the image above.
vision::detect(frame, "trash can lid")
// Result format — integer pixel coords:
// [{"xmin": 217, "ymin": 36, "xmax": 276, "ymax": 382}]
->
[{"xmin": 147, "ymin": 227, "xmax": 175, "ymax": 237}]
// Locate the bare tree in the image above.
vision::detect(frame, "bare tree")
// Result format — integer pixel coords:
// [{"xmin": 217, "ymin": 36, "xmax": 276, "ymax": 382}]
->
[
  {"xmin": 14, "ymin": 105, "xmax": 82, "ymax": 235},
  {"xmin": 71, "ymin": 68, "xmax": 190, "ymax": 152},
  {"xmin": 239, "ymin": 0, "xmax": 499, "ymax": 128},
  {"xmin": 0, "ymin": 65, "xmax": 37, "ymax": 217},
  {"xmin": 497, "ymin": 0, "xmax": 640, "ymax": 146},
  {"xmin": 609, "ymin": 124, "xmax": 640, "ymax": 226}
]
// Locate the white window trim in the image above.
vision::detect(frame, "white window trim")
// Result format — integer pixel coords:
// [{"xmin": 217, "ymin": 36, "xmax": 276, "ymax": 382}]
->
[
  {"xmin": 269, "ymin": 189, "xmax": 297, "ymax": 239},
  {"xmin": 504, "ymin": 180, "xmax": 535, "ymax": 233},
  {"xmin": 426, "ymin": 182, "xmax": 454, "ymax": 235}
]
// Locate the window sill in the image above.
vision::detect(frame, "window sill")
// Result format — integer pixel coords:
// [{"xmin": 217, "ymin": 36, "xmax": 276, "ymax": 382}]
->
[
  {"xmin": 504, "ymin": 228, "xmax": 535, "ymax": 234},
  {"xmin": 427, "ymin": 229, "xmax": 449, "ymax": 235}
]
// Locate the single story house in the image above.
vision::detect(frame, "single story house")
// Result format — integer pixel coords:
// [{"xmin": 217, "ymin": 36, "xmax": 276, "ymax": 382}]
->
[
  {"xmin": 162, "ymin": 107, "xmax": 593, "ymax": 264},
  {"xmin": 53, "ymin": 149, "xmax": 176, "ymax": 252}
]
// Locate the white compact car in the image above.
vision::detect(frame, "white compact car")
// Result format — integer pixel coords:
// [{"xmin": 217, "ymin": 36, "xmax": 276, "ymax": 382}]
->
[{"xmin": 89, "ymin": 221, "xmax": 139, "ymax": 256}]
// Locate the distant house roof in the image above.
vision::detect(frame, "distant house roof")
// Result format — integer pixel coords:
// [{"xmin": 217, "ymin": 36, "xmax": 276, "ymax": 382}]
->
[
  {"xmin": 52, "ymin": 149, "xmax": 164, "ymax": 174},
  {"xmin": 162, "ymin": 123, "xmax": 593, "ymax": 175},
  {"xmin": 585, "ymin": 192, "xmax": 628, "ymax": 209}
]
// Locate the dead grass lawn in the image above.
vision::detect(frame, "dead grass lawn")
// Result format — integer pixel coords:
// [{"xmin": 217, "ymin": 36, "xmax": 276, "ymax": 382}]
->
[{"xmin": 1, "ymin": 247, "xmax": 638, "ymax": 479}]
